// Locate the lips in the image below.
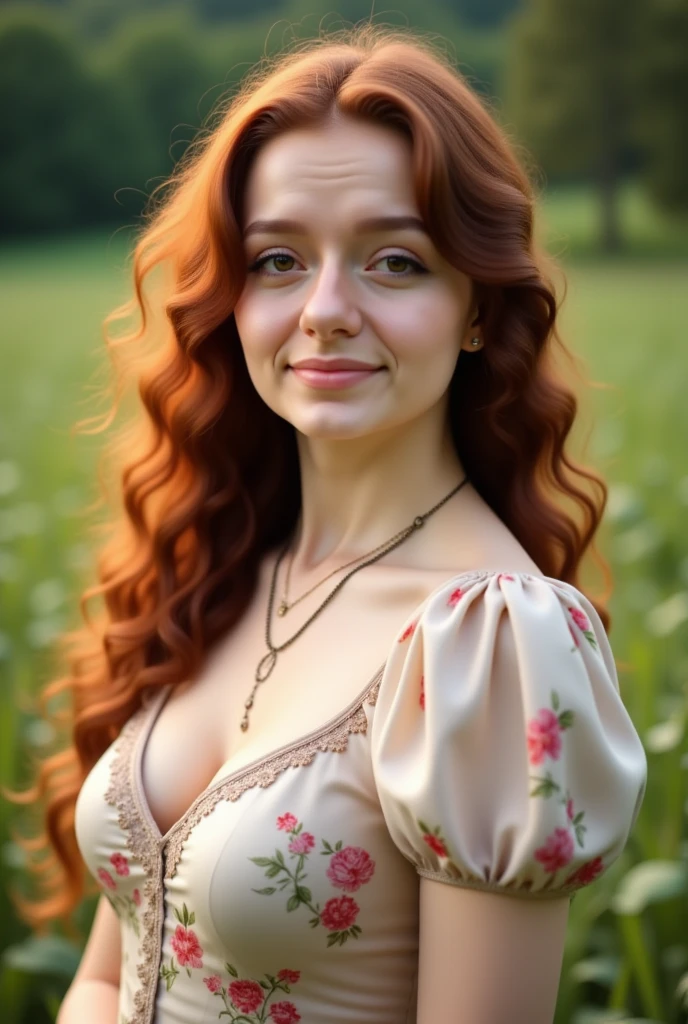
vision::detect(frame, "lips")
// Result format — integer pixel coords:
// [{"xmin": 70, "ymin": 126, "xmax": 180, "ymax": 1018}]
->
[
  {"xmin": 288, "ymin": 364, "xmax": 383, "ymax": 390},
  {"xmin": 290, "ymin": 359, "xmax": 381, "ymax": 371}
]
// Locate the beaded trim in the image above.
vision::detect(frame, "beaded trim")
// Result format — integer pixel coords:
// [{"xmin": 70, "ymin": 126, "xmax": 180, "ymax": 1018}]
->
[
  {"xmin": 163, "ymin": 678, "xmax": 381, "ymax": 878},
  {"xmin": 104, "ymin": 705, "xmax": 164, "ymax": 1024}
]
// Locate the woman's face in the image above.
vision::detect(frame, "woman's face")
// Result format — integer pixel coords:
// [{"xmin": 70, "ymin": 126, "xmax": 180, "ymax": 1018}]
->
[{"xmin": 233, "ymin": 115, "xmax": 478, "ymax": 442}]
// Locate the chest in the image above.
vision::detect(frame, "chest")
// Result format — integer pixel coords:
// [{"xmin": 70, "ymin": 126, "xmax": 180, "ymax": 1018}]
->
[{"xmin": 140, "ymin": 557, "xmax": 435, "ymax": 838}]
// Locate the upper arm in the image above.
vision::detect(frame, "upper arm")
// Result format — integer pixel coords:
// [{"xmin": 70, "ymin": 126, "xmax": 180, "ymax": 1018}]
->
[
  {"xmin": 69, "ymin": 894, "xmax": 122, "ymax": 990},
  {"xmin": 417, "ymin": 878, "xmax": 569, "ymax": 1024}
]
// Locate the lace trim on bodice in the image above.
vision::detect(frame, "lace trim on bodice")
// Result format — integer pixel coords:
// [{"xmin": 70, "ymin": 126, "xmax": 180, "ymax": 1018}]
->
[
  {"xmin": 103, "ymin": 674, "xmax": 382, "ymax": 1024},
  {"xmin": 104, "ymin": 704, "xmax": 165, "ymax": 1024},
  {"xmin": 163, "ymin": 678, "xmax": 381, "ymax": 877}
]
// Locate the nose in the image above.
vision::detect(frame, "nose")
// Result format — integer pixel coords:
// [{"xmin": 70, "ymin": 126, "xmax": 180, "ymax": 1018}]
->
[{"xmin": 298, "ymin": 257, "xmax": 362, "ymax": 342}]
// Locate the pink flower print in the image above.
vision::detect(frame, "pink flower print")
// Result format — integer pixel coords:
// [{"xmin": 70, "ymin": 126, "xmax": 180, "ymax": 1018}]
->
[
  {"xmin": 447, "ymin": 587, "xmax": 464, "ymax": 607},
  {"xmin": 326, "ymin": 846, "xmax": 376, "ymax": 892},
  {"xmin": 399, "ymin": 619, "xmax": 417, "ymax": 642},
  {"xmin": 564, "ymin": 856, "xmax": 605, "ymax": 888},
  {"xmin": 270, "ymin": 1002, "xmax": 302, "ymax": 1024},
  {"xmin": 203, "ymin": 975, "xmax": 223, "ymax": 993},
  {"xmin": 534, "ymin": 827, "xmax": 575, "ymax": 874},
  {"xmin": 566, "ymin": 798, "xmax": 575, "ymax": 821},
  {"xmin": 422, "ymin": 832, "xmax": 448, "ymax": 858},
  {"xmin": 109, "ymin": 852, "xmax": 130, "ymax": 876},
  {"xmin": 568, "ymin": 605, "xmax": 598, "ymax": 650},
  {"xmin": 97, "ymin": 868, "xmax": 116, "ymax": 891},
  {"xmin": 419, "ymin": 675, "xmax": 425, "ymax": 710},
  {"xmin": 170, "ymin": 925, "xmax": 203, "ymax": 968},
  {"xmin": 276, "ymin": 969, "xmax": 301, "ymax": 985},
  {"xmin": 277, "ymin": 813, "xmax": 298, "ymax": 832},
  {"xmin": 498, "ymin": 574, "xmax": 515, "ymax": 582},
  {"xmin": 133, "ymin": 888, "xmax": 141, "ymax": 907},
  {"xmin": 568, "ymin": 606, "xmax": 590, "ymax": 632},
  {"xmin": 527, "ymin": 708, "xmax": 562, "ymax": 766},
  {"xmin": 228, "ymin": 979, "xmax": 264, "ymax": 1014},
  {"xmin": 288, "ymin": 832, "xmax": 315, "ymax": 855},
  {"xmin": 320, "ymin": 895, "xmax": 360, "ymax": 931},
  {"xmin": 568, "ymin": 622, "xmax": 580, "ymax": 647}
]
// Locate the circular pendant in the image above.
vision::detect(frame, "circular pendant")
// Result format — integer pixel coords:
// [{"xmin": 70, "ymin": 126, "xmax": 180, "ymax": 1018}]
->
[{"xmin": 255, "ymin": 649, "xmax": 277, "ymax": 682}]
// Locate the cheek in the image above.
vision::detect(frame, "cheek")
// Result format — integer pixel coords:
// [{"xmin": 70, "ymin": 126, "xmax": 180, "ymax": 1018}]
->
[
  {"xmin": 233, "ymin": 294, "xmax": 287, "ymax": 369},
  {"xmin": 386, "ymin": 309, "xmax": 462, "ymax": 376}
]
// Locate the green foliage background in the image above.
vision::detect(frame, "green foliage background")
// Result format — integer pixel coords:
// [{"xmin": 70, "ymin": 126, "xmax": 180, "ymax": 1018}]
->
[{"xmin": 1, "ymin": 2, "xmax": 688, "ymax": 1023}]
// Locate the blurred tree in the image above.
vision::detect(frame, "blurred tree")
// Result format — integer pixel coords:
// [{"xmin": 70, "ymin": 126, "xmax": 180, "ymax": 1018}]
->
[
  {"xmin": 437, "ymin": 0, "xmax": 521, "ymax": 29},
  {"xmin": 280, "ymin": 0, "xmax": 502, "ymax": 97},
  {"xmin": 196, "ymin": 0, "xmax": 283, "ymax": 21},
  {"xmin": 105, "ymin": 17, "xmax": 218, "ymax": 195},
  {"xmin": 505, "ymin": 0, "xmax": 642, "ymax": 253},
  {"xmin": 634, "ymin": 0, "xmax": 688, "ymax": 213},
  {"xmin": 0, "ymin": 9, "xmax": 142, "ymax": 235}
]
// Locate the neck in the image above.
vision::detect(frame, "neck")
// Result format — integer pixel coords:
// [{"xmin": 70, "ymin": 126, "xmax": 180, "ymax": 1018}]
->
[{"xmin": 291, "ymin": 409, "xmax": 467, "ymax": 573}]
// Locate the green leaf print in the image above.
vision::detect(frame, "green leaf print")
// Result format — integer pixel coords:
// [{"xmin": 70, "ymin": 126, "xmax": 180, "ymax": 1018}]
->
[{"xmin": 250, "ymin": 812, "xmax": 375, "ymax": 948}]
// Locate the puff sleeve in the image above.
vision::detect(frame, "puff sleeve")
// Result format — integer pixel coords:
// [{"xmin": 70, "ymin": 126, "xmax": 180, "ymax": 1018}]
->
[{"xmin": 371, "ymin": 571, "xmax": 647, "ymax": 899}]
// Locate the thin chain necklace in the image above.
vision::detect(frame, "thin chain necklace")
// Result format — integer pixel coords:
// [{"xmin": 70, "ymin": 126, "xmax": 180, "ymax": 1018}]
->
[
  {"xmin": 278, "ymin": 523, "xmax": 419, "ymax": 617},
  {"xmin": 240, "ymin": 475, "xmax": 469, "ymax": 732}
]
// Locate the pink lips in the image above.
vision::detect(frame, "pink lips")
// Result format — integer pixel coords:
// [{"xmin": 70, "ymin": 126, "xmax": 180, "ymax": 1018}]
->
[{"xmin": 289, "ymin": 358, "xmax": 383, "ymax": 390}]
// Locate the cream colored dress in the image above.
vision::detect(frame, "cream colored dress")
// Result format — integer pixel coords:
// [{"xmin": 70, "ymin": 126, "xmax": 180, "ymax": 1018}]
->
[{"xmin": 74, "ymin": 569, "xmax": 647, "ymax": 1024}]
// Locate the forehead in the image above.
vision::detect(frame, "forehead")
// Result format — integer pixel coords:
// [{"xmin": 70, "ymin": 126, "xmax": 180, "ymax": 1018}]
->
[{"xmin": 241, "ymin": 118, "xmax": 419, "ymax": 223}]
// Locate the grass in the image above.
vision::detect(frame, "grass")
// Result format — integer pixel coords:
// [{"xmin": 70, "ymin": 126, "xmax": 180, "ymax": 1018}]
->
[{"xmin": 0, "ymin": 188, "xmax": 687, "ymax": 1024}]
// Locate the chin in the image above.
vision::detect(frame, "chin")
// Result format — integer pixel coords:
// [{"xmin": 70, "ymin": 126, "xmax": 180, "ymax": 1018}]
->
[{"xmin": 288, "ymin": 408, "xmax": 386, "ymax": 442}]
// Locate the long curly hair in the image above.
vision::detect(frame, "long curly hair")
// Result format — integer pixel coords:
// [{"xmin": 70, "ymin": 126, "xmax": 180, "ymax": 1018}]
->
[{"xmin": 13, "ymin": 24, "xmax": 610, "ymax": 928}]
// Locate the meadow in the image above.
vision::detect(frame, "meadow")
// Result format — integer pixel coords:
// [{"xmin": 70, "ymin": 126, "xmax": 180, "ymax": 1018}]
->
[{"xmin": 0, "ymin": 185, "xmax": 687, "ymax": 1023}]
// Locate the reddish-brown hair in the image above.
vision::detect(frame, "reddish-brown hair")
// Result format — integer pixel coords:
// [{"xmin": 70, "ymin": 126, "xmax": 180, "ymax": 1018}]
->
[{"xmin": 13, "ymin": 24, "xmax": 609, "ymax": 928}]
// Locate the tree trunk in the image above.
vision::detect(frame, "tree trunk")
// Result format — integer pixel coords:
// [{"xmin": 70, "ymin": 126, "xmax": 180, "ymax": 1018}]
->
[
  {"xmin": 599, "ymin": 150, "xmax": 622, "ymax": 254},
  {"xmin": 598, "ymin": 58, "xmax": 624, "ymax": 254}
]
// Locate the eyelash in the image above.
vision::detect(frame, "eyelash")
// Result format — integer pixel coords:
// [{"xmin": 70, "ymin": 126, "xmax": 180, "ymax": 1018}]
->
[{"xmin": 247, "ymin": 250, "xmax": 428, "ymax": 278}]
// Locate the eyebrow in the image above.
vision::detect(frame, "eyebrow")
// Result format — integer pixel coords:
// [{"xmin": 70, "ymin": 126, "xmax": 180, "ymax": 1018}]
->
[{"xmin": 243, "ymin": 215, "xmax": 429, "ymax": 238}]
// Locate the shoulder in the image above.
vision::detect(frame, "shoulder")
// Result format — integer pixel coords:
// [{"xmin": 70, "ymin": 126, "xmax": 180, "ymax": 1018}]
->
[
  {"xmin": 398, "ymin": 567, "xmax": 599, "ymax": 650},
  {"xmin": 370, "ymin": 569, "xmax": 647, "ymax": 903}
]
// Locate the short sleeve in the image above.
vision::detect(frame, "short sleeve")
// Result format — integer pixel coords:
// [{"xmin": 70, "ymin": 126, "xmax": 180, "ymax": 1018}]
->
[{"xmin": 371, "ymin": 571, "xmax": 647, "ymax": 899}]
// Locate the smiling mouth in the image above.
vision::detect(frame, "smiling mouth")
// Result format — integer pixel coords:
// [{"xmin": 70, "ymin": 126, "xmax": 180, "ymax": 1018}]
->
[{"xmin": 288, "ymin": 366, "xmax": 384, "ymax": 390}]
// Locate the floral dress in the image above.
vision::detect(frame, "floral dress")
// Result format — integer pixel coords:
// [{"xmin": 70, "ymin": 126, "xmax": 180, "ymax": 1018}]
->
[{"xmin": 74, "ymin": 570, "xmax": 647, "ymax": 1024}]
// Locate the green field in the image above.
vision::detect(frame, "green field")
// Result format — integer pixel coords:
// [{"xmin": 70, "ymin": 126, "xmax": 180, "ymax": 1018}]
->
[{"xmin": 1, "ymin": 193, "xmax": 687, "ymax": 1023}]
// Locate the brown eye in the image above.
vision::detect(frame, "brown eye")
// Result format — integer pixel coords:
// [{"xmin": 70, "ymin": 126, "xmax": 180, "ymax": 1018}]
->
[
  {"xmin": 248, "ymin": 252, "xmax": 298, "ymax": 275},
  {"xmin": 271, "ymin": 255, "xmax": 295, "ymax": 272},
  {"xmin": 385, "ymin": 256, "xmax": 411, "ymax": 273},
  {"xmin": 372, "ymin": 254, "xmax": 428, "ymax": 276}
]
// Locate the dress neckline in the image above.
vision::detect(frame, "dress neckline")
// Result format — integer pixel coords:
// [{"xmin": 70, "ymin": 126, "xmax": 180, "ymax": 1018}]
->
[
  {"xmin": 131, "ymin": 567, "xmax": 494, "ymax": 847},
  {"xmin": 133, "ymin": 661, "xmax": 387, "ymax": 847}
]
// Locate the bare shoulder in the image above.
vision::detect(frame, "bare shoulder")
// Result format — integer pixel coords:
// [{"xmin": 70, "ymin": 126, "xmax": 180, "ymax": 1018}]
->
[{"xmin": 442, "ymin": 486, "xmax": 542, "ymax": 578}]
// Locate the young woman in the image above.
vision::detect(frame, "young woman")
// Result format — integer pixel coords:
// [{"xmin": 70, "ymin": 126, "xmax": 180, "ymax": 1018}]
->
[{"xmin": 23, "ymin": 25, "xmax": 646, "ymax": 1024}]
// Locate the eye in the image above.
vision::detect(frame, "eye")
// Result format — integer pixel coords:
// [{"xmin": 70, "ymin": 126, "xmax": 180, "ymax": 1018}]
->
[
  {"xmin": 246, "ymin": 249, "xmax": 429, "ymax": 278},
  {"xmin": 247, "ymin": 250, "xmax": 300, "ymax": 276},
  {"xmin": 370, "ymin": 253, "xmax": 428, "ymax": 276}
]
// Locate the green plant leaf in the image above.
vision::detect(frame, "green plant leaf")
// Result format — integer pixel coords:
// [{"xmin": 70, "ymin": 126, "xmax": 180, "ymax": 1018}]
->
[
  {"xmin": 1, "ymin": 936, "xmax": 81, "ymax": 978},
  {"xmin": 570, "ymin": 955, "xmax": 621, "ymax": 986},
  {"xmin": 286, "ymin": 894, "xmax": 301, "ymax": 912},
  {"xmin": 611, "ymin": 859, "xmax": 688, "ymax": 915},
  {"xmin": 644, "ymin": 715, "xmax": 685, "ymax": 753}
]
